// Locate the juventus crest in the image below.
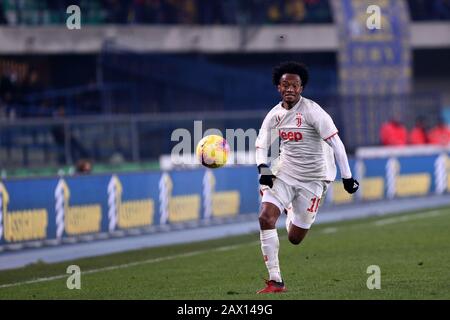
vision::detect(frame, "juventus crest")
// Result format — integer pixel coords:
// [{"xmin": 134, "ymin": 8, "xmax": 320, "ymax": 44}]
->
[{"xmin": 296, "ymin": 113, "xmax": 302, "ymax": 127}]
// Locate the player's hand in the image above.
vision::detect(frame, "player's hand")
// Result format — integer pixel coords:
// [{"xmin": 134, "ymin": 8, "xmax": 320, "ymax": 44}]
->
[
  {"xmin": 258, "ymin": 164, "xmax": 276, "ymax": 188},
  {"xmin": 342, "ymin": 177, "xmax": 359, "ymax": 194}
]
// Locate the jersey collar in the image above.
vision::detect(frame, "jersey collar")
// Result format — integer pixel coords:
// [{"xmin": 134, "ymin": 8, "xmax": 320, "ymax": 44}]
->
[{"xmin": 280, "ymin": 96, "xmax": 303, "ymax": 111}]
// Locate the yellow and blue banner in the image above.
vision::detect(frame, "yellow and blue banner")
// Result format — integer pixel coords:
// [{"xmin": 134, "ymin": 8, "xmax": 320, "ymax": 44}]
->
[
  {"xmin": 0, "ymin": 151, "xmax": 448, "ymax": 249},
  {"xmin": 331, "ymin": 0, "xmax": 411, "ymax": 95},
  {"xmin": 0, "ymin": 167, "xmax": 258, "ymax": 247}
]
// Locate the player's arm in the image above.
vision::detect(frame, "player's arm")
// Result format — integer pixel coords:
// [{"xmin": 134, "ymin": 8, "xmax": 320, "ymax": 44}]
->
[
  {"xmin": 309, "ymin": 104, "xmax": 359, "ymax": 194},
  {"xmin": 325, "ymin": 134, "xmax": 359, "ymax": 194},
  {"xmin": 255, "ymin": 113, "xmax": 276, "ymax": 188}
]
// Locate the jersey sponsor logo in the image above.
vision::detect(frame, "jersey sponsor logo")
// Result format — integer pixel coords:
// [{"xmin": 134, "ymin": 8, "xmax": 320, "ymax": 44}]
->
[{"xmin": 279, "ymin": 130, "xmax": 303, "ymax": 142}]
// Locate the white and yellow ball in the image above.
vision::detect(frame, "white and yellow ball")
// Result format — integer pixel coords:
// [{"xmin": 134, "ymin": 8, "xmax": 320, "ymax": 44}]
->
[{"xmin": 196, "ymin": 135, "xmax": 230, "ymax": 169}]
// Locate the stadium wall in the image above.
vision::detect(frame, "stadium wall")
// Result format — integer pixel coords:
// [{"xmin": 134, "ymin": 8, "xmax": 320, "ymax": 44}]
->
[
  {"xmin": 0, "ymin": 23, "xmax": 449, "ymax": 54},
  {"xmin": 1, "ymin": 145, "xmax": 450, "ymax": 251}
]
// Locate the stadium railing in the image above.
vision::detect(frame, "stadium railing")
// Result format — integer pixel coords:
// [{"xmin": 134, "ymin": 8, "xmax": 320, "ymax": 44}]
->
[
  {"xmin": 20, "ymin": 82, "xmax": 138, "ymax": 117},
  {"xmin": 0, "ymin": 111, "xmax": 267, "ymax": 170}
]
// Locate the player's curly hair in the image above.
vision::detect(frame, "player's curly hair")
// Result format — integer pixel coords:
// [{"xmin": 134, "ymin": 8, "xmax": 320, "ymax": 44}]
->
[{"xmin": 272, "ymin": 61, "xmax": 309, "ymax": 88}]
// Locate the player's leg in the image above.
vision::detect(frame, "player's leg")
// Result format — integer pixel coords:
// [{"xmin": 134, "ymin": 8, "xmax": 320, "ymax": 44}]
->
[
  {"xmin": 258, "ymin": 198, "xmax": 282, "ymax": 285},
  {"xmin": 288, "ymin": 222, "xmax": 309, "ymax": 245},
  {"xmin": 258, "ymin": 201, "xmax": 281, "ymax": 230},
  {"xmin": 288, "ymin": 188, "xmax": 321, "ymax": 245},
  {"xmin": 257, "ymin": 180, "xmax": 294, "ymax": 293}
]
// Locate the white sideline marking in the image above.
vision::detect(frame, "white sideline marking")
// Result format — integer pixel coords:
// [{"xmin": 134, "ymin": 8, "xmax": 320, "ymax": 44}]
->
[
  {"xmin": 0, "ymin": 241, "xmax": 260, "ymax": 290},
  {"xmin": 321, "ymin": 227, "xmax": 338, "ymax": 234},
  {"xmin": 373, "ymin": 210, "xmax": 442, "ymax": 226}
]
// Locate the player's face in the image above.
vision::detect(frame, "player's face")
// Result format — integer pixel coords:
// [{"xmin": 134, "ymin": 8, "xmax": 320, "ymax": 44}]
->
[{"xmin": 278, "ymin": 74, "xmax": 302, "ymax": 106}]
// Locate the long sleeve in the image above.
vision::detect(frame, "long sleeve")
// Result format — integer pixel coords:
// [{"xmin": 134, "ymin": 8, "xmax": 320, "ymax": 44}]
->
[
  {"xmin": 326, "ymin": 134, "xmax": 352, "ymax": 179},
  {"xmin": 255, "ymin": 112, "xmax": 276, "ymax": 166}
]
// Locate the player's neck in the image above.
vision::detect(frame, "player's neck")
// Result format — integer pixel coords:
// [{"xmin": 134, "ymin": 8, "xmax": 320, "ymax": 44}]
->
[{"xmin": 282, "ymin": 98, "xmax": 300, "ymax": 110}]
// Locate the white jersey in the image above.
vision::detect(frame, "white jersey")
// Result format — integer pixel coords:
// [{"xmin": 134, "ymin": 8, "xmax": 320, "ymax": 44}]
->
[{"xmin": 256, "ymin": 96, "xmax": 338, "ymax": 193}]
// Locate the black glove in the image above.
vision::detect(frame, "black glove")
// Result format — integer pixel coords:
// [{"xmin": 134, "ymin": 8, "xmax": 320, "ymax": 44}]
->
[
  {"xmin": 258, "ymin": 164, "xmax": 276, "ymax": 188},
  {"xmin": 342, "ymin": 177, "xmax": 359, "ymax": 194}
]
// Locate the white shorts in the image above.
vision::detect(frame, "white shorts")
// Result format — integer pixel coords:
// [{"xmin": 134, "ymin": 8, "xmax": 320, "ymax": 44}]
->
[{"xmin": 261, "ymin": 178, "xmax": 328, "ymax": 229}]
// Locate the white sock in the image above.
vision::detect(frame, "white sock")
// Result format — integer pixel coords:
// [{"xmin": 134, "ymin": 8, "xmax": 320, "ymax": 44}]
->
[
  {"xmin": 285, "ymin": 209, "xmax": 292, "ymax": 234},
  {"xmin": 260, "ymin": 229, "xmax": 282, "ymax": 283}
]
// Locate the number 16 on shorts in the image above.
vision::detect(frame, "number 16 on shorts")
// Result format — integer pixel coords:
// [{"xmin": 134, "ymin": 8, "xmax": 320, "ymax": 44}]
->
[{"xmin": 307, "ymin": 197, "xmax": 321, "ymax": 213}]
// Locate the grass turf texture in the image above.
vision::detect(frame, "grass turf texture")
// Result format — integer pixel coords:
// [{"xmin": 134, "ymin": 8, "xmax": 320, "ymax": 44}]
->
[{"xmin": 0, "ymin": 207, "xmax": 449, "ymax": 299}]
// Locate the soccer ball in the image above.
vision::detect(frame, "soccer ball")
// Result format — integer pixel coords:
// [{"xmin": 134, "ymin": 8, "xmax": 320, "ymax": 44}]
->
[{"xmin": 196, "ymin": 135, "xmax": 230, "ymax": 169}]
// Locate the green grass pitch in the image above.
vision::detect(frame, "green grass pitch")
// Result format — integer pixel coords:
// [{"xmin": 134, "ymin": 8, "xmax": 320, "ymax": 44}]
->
[{"xmin": 0, "ymin": 206, "xmax": 449, "ymax": 299}]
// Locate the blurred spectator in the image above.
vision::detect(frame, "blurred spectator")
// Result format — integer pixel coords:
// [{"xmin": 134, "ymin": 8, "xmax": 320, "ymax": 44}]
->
[
  {"xmin": 76, "ymin": 159, "xmax": 93, "ymax": 174},
  {"xmin": 409, "ymin": 116, "xmax": 428, "ymax": 145},
  {"xmin": 427, "ymin": 119, "xmax": 450, "ymax": 145},
  {"xmin": 0, "ymin": 4, "xmax": 7, "ymax": 24},
  {"xmin": 178, "ymin": 0, "xmax": 197, "ymax": 24},
  {"xmin": 267, "ymin": 1, "xmax": 282, "ymax": 23},
  {"xmin": 104, "ymin": 0, "xmax": 129, "ymax": 23},
  {"xmin": 247, "ymin": 0, "xmax": 269, "ymax": 24},
  {"xmin": 408, "ymin": 0, "xmax": 432, "ymax": 20},
  {"xmin": 380, "ymin": 118, "xmax": 408, "ymax": 146},
  {"xmin": 408, "ymin": 0, "xmax": 450, "ymax": 20},
  {"xmin": 161, "ymin": 0, "xmax": 179, "ymax": 23},
  {"xmin": 0, "ymin": 64, "xmax": 49, "ymax": 118},
  {"xmin": 24, "ymin": 69, "xmax": 43, "ymax": 94},
  {"xmin": 0, "ymin": 103, "xmax": 6, "ymax": 118},
  {"xmin": 433, "ymin": 0, "xmax": 450, "ymax": 19},
  {"xmin": 197, "ymin": 0, "xmax": 224, "ymax": 24},
  {"xmin": 1, "ymin": 0, "xmax": 334, "ymax": 25},
  {"xmin": 285, "ymin": 0, "xmax": 307, "ymax": 23},
  {"xmin": 0, "ymin": 71, "xmax": 18, "ymax": 118},
  {"xmin": 304, "ymin": 0, "xmax": 332, "ymax": 22},
  {"xmin": 21, "ymin": 69, "xmax": 44, "ymax": 116},
  {"xmin": 0, "ymin": 74, "xmax": 13, "ymax": 105},
  {"xmin": 131, "ymin": 0, "xmax": 164, "ymax": 24},
  {"xmin": 52, "ymin": 106, "xmax": 90, "ymax": 164}
]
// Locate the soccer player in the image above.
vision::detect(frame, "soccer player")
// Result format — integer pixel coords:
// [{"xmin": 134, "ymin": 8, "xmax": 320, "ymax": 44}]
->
[{"xmin": 255, "ymin": 61, "xmax": 359, "ymax": 293}]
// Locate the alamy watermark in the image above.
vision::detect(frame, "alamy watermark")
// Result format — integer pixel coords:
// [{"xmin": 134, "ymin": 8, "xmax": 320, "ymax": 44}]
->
[
  {"xmin": 366, "ymin": 265, "xmax": 381, "ymax": 289},
  {"xmin": 66, "ymin": 265, "xmax": 81, "ymax": 289},
  {"xmin": 66, "ymin": 5, "xmax": 81, "ymax": 30},
  {"xmin": 170, "ymin": 120, "xmax": 280, "ymax": 167},
  {"xmin": 366, "ymin": 5, "xmax": 381, "ymax": 30}
]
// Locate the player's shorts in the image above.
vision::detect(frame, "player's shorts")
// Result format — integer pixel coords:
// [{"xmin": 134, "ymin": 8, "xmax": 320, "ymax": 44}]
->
[{"xmin": 260, "ymin": 178, "xmax": 329, "ymax": 230}]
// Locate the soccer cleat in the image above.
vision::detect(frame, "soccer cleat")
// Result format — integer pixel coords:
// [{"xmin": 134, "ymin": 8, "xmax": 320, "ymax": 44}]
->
[{"xmin": 256, "ymin": 280, "xmax": 287, "ymax": 294}]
